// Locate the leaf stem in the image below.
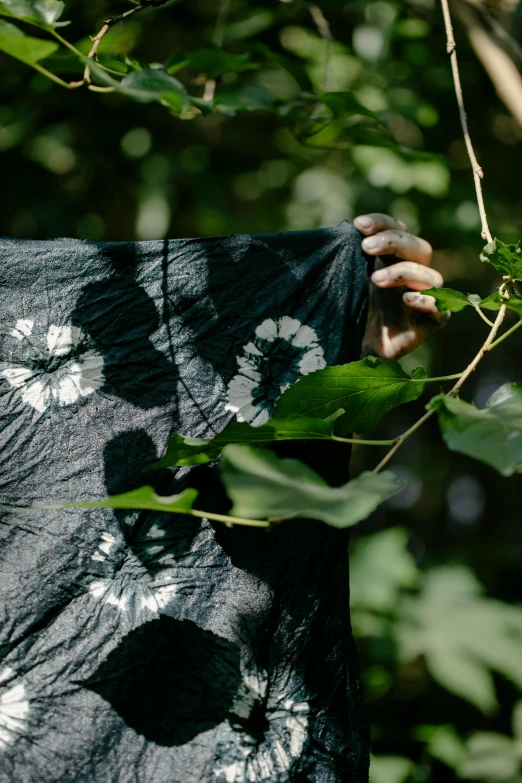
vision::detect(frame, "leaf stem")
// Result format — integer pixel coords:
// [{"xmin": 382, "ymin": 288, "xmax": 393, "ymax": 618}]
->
[
  {"xmin": 371, "ymin": 2, "xmax": 506, "ymax": 475},
  {"xmin": 70, "ymin": 3, "xmax": 147, "ymax": 88},
  {"xmin": 488, "ymin": 318, "xmax": 522, "ymax": 350},
  {"xmin": 49, "ymin": 30, "xmax": 85, "ymax": 57},
  {"xmin": 473, "ymin": 306, "xmax": 496, "ymax": 327},
  {"xmin": 190, "ymin": 508, "xmax": 271, "ymax": 528},
  {"xmin": 414, "ymin": 373, "xmax": 463, "ymax": 383},
  {"xmin": 373, "ymin": 303, "xmax": 508, "ymax": 473},
  {"xmin": 88, "ymin": 85, "xmax": 116, "ymax": 93},
  {"xmin": 35, "ymin": 502, "xmax": 272, "ymax": 528},
  {"xmin": 440, "ymin": 0, "xmax": 492, "ymax": 243},
  {"xmin": 29, "ymin": 62, "xmax": 71, "ymax": 87},
  {"xmin": 332, "ymin": 436, "xmax": 395, "ymax": 446}
]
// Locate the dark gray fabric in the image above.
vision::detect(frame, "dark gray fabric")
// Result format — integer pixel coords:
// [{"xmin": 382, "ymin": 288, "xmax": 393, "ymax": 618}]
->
[{"xmin": 0, "ymin": 221, "xmax": 370, "ymax": 783}]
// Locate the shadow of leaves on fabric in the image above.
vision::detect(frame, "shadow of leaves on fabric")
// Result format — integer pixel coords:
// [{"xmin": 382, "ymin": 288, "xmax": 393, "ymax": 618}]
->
[
  {"xmin": 83, "ymin": 616, "xmax": 242, "ymax": 746},
  {"xmin": 70, "ymin": 242, "xmax": 178, "ymax": 409},
  {"xmin": 103, "ymin": 429, "xmax": 201, "ymax": 570}
]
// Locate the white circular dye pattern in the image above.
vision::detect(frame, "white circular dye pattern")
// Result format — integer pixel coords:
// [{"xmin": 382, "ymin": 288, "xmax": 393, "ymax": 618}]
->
[
  {"xmin": 225, "ymin": 316, "xmax": 326, "ymax": 426},
  {"xmin": 88, "ymin": 521, "xmax": 181, "ymax": 620},
  {"xmin": 1, "ymin": 320, "xmax": 104, "ymax": 413},
  {"xmin": 213, "ymin": 666, "xmax": 310, "ymax": 782},
  {"xmin": 0, "ymin": 667, "xmax": 29, "ymax": 751}
]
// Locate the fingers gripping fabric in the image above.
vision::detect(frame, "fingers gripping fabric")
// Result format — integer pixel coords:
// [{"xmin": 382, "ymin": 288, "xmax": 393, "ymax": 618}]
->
[{"xmin": 0, "ymin": 222, "xmax": 370, "ymax": 783}]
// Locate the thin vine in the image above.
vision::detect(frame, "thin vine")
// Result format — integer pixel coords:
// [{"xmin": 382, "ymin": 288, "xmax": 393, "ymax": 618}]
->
[{"xmin": 372, "ymin": 0, "xmax": 509, "ymax": 474}]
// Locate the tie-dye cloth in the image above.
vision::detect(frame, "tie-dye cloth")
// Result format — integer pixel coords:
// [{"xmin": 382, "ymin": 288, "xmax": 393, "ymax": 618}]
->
[{"xmin": 0, "ymin": 221, "xmax": 370, "ymax": 783}]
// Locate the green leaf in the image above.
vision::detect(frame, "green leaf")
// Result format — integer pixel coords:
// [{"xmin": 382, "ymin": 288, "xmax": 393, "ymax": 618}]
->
[
  {"xmin": 512, "ymin": 701, "xmax": 522, "ymax": 744},
  {"xmin": 370, "ymin": 755, "xmax": 414, "ymax": 783},
  {"xmin": 429, "ymin": 384, "xmax": 522, "ymax": 476},
  {"xmin": 214, "ymin": 85, "xmax": 274, "ymax": 114},
  {"xmin": 416, "ymin": 725, "xmax": 466, "ymax": 770},
  {"xmin": 396, "ymin": 565, "xmax": 522, "ymax": 706},
  {"xmin": 422, "ymin": 287, "xmax": 522, "ymax": 318},
  {"xmin": 44, "ymin": 486, "xmax": 199, "ymax": 514},
  {"xmin": 459, "ymin": 733, "xmax": 519, "ymax": 781},
  {"xmin": 350, "ymin": 528, "xmax": 419, "ymax": 612},
  {"xmin": 220, "ymin": 444, "xmax": 404, "ymax": 527},
  {"xmin": 117, "ymin": 68, "xmax": 189, "ymax": 111},
  {"xmin": 426, "ymin": 651, "xmax": 497, "ymax": 714},
  {"xmin": 250, "ymin": 44, "xmax": 314, "ymax": 91},
  {"xmin": 146, "ymin": 413, "xmax": 343, "ymax": 470},
  {"xmin": 164, "ymin": 51, "xmax": 190, "ymax": 74},
  {"xmin": 0, "ymin": 0, "xmax": 65, "ymax": 28},
  {"xmin": 0, "ymin": 18, "xmax": 57, "ymax": 63},
  {"xmin": 186, "ymin": 48, "xmax": 258, "ymax": 79},
  {"xmin": 273, "ymin": 357, "xmax": 427, "ymax": 435},
  {"xmin": 420, "ymin": 287, "xmax": 477, "ymax": 313},
  {"xmin": 478, "ymin": 291, "xmax": 522, "ymax": 318},
  {"xmin": 480, "ymin": 238, "xmax": 522, "ymax": 280},
  {"xmin": 318, "ymin": 91, "xmax": 388, "ymax": 127}
]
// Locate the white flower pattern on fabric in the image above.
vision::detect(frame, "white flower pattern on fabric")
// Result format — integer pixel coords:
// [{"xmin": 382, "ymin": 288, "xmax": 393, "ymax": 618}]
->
[
  {"xmin": 225, "ymin": 317, "xmax": 326, "ymax": 426},
  {"xmin": 1, "ymin": 320, "xmax": 104, "ymax": 413},
  {"xmin": 0, "ymin": 667, "xmax": 29, "ymax": 751},
  {"xmin": 88, "ymin": 522, "xmax": 181, "ymax": 619},
  {"xmin": 213, "ymin": 665, "xmax": 309, "ymax": 782}
]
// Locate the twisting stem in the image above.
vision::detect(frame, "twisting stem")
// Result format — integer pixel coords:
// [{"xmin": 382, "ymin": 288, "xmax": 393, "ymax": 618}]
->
[
  {"xmin": 440, "ymin": 0, "xmax": 492, "ymax": 243},
  {"xmin": 309, "ymin": 4, "xmax": 333, "ymax": 92},
  {"xmin": 488, "ymin": 317, "xmax": 522, "ymax": 350},
  {"xmin": 473, "ymin": 305, "xmax": 495, "ymax": 327},
  {"xmin": 373, "ymin": 303, "xmax": 508, "ymax": 473},
  {"xmin": 449, "ymin": 303, "xmax": 508, "ymax": 395},
  {"xmin": 372, "ymin": 0, "xmax": 502, "ymax": 475},
  {"xmin": 213, "ymin": 0, "xmax": 231, "ymax": 48},
  {"xmin": 69, "ymin": 4, "xmax": 148, "ymax": 88},
  {"xmin": 203, "ymin": 0, "xmax": 231, "ymax": 102}
]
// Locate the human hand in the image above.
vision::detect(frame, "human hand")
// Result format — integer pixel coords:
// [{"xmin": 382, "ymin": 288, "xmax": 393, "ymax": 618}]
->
[{"xmin": 354, "ymin": 213, "xmax": 449, "ymax": 360}]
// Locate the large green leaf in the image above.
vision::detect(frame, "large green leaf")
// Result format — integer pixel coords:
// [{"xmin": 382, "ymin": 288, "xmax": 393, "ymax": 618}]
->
[
  {"xmin": 427, "ymin": 651, "xmax": 497, "ymax": 714},
  {"xmin": 146, "ymin": 412, "xmax": 343, "ymax": 470},
  {"xmin": 370, "ymin": 755, "xmax": 414, "ymax": 783},
  {"xmin": 44, "ymin": 486, "xmax": 199, "ymax": 514},
  {"xmin": 350, "ymin": 528, "xmax": 419, "ymax": 613},
  {"xmin": 117, "ymin": 68, "xmax": 189, "ymax": 111},
  {"xmin": 397, "ymin": 566, "xmax": 522, "ymax": 711},
  {"xmin": 422, "ymin": 286, "xmax": 522, "ymax": 318},
  {"xmin": 420, "ymin": 287, "xmax": 479, "ymax": 313},
  {"xmin": 0, "ymin": 18, "xmax": 57, "ymax": 63},
  {"xmin": 480, "ymin": 238, "xmax": 522, "ymax": 280},
  {"xmin": 220, "ymin": 444, "xmax": 404, "ymax": 527},
  {"xmin": 458, "ymin": 733, "xmax": 520, "ymax": 781},
  {"xmin": 478, "ymin": 291, "xmax": 522, "ymax": 318},
  {"xmin": 273, "ymin": 357, "xmax": 427, "ymax": 435},
  {"xmin": 429, "ymin": 384, "xmax": 522, "ymax": 476},
  {"xmin": 0, "ymin": 0, "xmax": 65, "ymax": 28}
]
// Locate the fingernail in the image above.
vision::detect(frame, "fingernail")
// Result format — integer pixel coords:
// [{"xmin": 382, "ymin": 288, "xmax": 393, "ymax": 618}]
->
[
  {"xmin": 362, "ymin": 236, "xmax": 382, "ymax": 251},
  {"xmin": 371, "ymin": 270, "xmax": 387, "ymax": 283},
  {"xmin": 404, "ymin": 292, "xmax": 420, "ymax": 302},
  {"xmin": 355, "ymin": 215, "xmax": 375, "ymax": 229}
]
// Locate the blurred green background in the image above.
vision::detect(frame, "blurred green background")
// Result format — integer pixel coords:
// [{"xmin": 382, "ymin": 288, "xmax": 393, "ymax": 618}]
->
[{"xmin": 2, "ymin": 0, "xmax": 522, "ymax": 780}]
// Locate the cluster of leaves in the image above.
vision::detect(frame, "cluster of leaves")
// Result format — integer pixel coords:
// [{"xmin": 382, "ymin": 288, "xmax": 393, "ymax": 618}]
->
[
  {"xmin": 59, "ymin": 238, "xmax": 522, "ymax": 531},
  {"xmin": 0, "ymin": 0, "xmax": 387, "ymax": 143},
  {"xmin": 351, "ymin": 528, "xmax": 522, "ymax": 783}
]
